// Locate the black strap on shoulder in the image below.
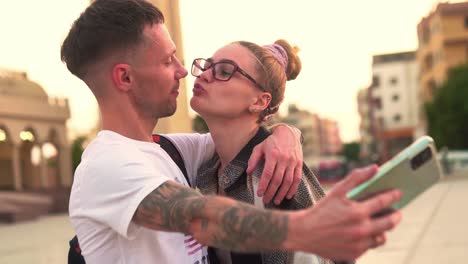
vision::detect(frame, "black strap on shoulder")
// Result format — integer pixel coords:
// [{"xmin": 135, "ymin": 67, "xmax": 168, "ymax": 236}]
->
[
  {"xmin": 152, "ymin": 134, "xmax": 191, "ymax": 187},
  {"xmin": 68, "ymin": 235, "xmax": 85, "ymax": 264},
  {"xmin": 68, "ymin": 134, "xmax": 191, "ymax": 264}
]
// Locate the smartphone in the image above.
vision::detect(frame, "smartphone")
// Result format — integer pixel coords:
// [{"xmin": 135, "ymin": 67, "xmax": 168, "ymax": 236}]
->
[{"xmin": 347, "ymin": 136, "xmax": 443, "ymax": 210}]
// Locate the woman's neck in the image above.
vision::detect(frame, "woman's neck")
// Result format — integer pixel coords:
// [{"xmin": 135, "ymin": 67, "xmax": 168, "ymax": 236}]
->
[{"xmin": 207, "ymin": 118, "xmax": 259, "ymax": 168}]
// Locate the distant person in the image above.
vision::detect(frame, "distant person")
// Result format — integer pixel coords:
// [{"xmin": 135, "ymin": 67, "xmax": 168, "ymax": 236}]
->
[{"xmin": 61, "ymin": 0, "xmax": 403, "ymax": 263}]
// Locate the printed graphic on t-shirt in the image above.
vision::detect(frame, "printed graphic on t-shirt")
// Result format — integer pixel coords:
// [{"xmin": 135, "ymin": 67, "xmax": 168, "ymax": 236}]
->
[
  {"xmin": 185, "ymin": 235, "xmax": 204, "ymax": 255},
  {"xmin": 186, "ymin": 234, "xmax": 209, "ymax": 264}
]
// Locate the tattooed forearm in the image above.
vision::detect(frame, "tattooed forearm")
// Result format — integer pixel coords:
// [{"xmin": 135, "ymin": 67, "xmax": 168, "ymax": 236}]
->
[
  {"xmin": 133, "ymin": 180, "xmax": 208, "ymax": 233},
  {"xmin": 211, "ymin": 202, "xmax": 289, "ymax": 252},
  {"xmin": 133, "ymin": 180, "xmax": 289, "ymax": 252}
]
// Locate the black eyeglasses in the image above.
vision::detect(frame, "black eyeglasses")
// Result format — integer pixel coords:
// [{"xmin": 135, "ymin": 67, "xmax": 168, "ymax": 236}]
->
[{"xmin": 191, "ymin": 58, "xmax": 264, "ymax": 90}]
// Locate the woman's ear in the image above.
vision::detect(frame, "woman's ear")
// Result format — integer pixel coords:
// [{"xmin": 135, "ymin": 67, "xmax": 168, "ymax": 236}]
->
[{"xmin": 249, "ymin": 92, "xmax": 272, "ymax": 113}]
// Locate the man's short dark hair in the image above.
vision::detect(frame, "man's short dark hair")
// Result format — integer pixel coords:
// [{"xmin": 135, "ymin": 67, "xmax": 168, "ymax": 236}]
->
[{"xmin": 61, "ymin": 0, "xmax": 164, "ymax": 79}]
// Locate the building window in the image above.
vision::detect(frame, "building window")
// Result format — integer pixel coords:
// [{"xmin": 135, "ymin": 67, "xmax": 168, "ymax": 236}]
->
[
  {"xmin": 431, "ymin": 21, "xmax": 439, "ymax": 34},
  {"xmin": 372, "ymin": 75, "xmax": 380, "ymax": 88},
  {"xmin": 393, "ymin": 114, "xmax": 401, "ymax": 122},
  {"xmin": 0, "ymin": 129, "xmax": 6, "ymax": 142},
  {"xmin": 425, "ymin": 54, "xmax": 433, "ymax": 71},
  {"xmin": 373, "ymin": 97, "xmax": 382, "ymax": 110},
  {"xmin": 378, "ymin": 117, "xmax": 385, "ymax": 130},
  {"xmin": 392, "ymin": 94, "xmax": 399, "ymax": 102},
  {"xmin": 465, "ymin": 16, "xmax": 468, "ymax": 28},
  {"xmin": 390, "ymin": 77, "xmax": 398, "ymax": 86}
]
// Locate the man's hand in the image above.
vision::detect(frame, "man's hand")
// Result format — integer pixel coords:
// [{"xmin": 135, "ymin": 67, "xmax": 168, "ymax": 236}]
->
[
  {"xmin": 287, "ymin": 165, "xmax": 403, "ymax": 261},
  {"xmin": 247, "ymin": 124, "xmax": 303, "ymax": 205}
]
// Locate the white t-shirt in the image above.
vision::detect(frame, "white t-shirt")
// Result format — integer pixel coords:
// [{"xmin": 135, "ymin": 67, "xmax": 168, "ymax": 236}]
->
[
  {"xmin": 69, "ymin": 131, "xmax": 214, "ymax": 264},
  {"xmin": 163, "ymin": 132, "xmax": 215, "ymax": 186}
]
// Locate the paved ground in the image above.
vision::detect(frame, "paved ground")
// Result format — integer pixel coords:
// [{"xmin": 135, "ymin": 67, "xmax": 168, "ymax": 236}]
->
[
  {"xmin": 0, "ymin": 173, "xmax": 467, "ymax": 264},
  {"xmin": 0, "ymin": 214, "xmax": 74, "ymax": 264},
  {"xmin": 359, "ymin": 172, "xmax": 468, "ymax": 264}
]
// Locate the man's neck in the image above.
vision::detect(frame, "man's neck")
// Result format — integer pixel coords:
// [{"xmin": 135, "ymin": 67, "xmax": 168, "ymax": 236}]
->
[
  {"xmin": 206, "ymin": 118, "xmax": 259, "ymax": 168},
  {"xmin": 99, "ymin": 103, "xmax": 157, "ymax": 142}
]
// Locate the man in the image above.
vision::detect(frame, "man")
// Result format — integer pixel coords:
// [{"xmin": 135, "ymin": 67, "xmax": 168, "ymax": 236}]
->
[{"xmin": 62, "ymin": 1, "xmax": 402, "ymax": 263}]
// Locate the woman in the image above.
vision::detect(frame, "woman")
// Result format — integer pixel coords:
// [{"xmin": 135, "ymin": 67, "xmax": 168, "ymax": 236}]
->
[{"xmin": 190, "ymin": 39, "xmax": 334, "ymax": 264}]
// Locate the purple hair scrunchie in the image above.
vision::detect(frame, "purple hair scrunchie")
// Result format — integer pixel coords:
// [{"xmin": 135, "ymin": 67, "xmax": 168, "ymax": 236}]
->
[{"xmin": 263, "ymin": 43, "xmax": 288, "ymax": 72}]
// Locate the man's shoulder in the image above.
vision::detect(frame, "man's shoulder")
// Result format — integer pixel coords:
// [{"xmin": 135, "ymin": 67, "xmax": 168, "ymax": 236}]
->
[
  {"xmin": 77, "ymin": 133, "xmax": 160, "ymax": 176},
  {"xmin": 84, "ymin": 131, "xmax": 161, "ymax": 158}
]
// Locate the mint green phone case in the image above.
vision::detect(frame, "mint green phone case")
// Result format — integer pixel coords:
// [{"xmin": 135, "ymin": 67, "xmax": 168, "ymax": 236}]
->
[{"xmin": 347, "ymin": 136, "xmax": 443, "ymax": 209}]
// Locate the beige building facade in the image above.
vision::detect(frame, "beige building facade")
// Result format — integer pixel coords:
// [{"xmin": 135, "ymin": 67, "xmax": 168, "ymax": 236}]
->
[
  {"xmin": 371, "ymin": 51, "xmax": 419, "ymax": 162},
  {"xmin": 282, "ymin": 105, "xmax": 322, "ymax": 167},
  {"xmin": 281, "ymin": 104, "xmax": 343, "ymax": 168},
  {"xmin": 417, "ymin": 2, "xmax": 468, "ymax": 102},
  {"xmin": 0, "ymin": 70, "xmax": 72, "ymax": 191}
]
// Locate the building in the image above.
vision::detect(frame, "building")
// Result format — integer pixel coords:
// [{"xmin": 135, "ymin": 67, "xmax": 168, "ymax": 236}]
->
[
  {"xmin": 0, "ymin": 70, "xmax": 72, "ymax": 192},
  {"xmin": 357, "ymin": 88, "xmax": 377, "ymax": 162},
  {"xmin": 281, "ymin": 105, "xmax": 322, "ymax": 167},
  {"xmin": 281, "ymin": 104, "xmax": 343, "ymax": 168},
  {"xmin": 369, "ymin": 51, "xmax": 419, "ymax": 162},
  {"xmin": 417, "ymin": 1, "xmax": 468, "ymax": 102},
  {"xmin": 318, "ymin": 118, "xmax": 343, "ymax": 156}
]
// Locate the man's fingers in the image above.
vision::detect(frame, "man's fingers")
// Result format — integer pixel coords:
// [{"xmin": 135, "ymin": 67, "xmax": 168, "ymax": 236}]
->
[
  {"xmin": 273, "ymin": 166, "xmax": 295, "ymax": 205},
  {"xmin": 332, "ymin": 165, "xmax": 378, "ymax": 196},
  {"xmin": 247, "ymin": 146, "xmax": 263, "ymax": 175},
  {"xmin": 369, "ymin": 210, "xmax": 402, "ymax": 235},
  {"xmin": 362, "ymin": 189, "xmax": 403, "ymax": 217},
  {"xmin": 286, "ymin": 165, "xmax": 302, "ymax": 199},
  {"xmin": 369, "ymin": 234, "xmax": 386, "ymax": 249}
]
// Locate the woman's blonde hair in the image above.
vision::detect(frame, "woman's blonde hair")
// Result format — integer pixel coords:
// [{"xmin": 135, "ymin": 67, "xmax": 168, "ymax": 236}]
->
[{"xmin": 235, "ymin": 39, "xmax": 302, "ymax": 123}]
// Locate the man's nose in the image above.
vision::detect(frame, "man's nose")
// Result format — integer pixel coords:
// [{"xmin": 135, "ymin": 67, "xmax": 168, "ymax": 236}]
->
[{"xmin": 175, "ymin": 60, "xmax": 188, "ymax": 79}]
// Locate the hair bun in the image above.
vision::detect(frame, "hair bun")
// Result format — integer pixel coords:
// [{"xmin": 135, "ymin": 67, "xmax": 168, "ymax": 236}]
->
[{"xmin": 274, "ymin": 39, "xmax": 302, "ymax": 81}]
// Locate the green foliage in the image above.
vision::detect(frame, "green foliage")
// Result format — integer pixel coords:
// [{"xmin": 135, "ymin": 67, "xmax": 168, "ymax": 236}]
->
[
  {"xmin": 71, "ymin": 136, "xmax": 87, "ymax": 173},
  {"xmin": 192, "ymin": 115, "xmax": 209, "ymax": 133},
  {"xmin": 425, "ymin": 63, "xmax": 468, "ymax": 149},
  {"xmin": 342, "ymin": 142, "xmax": 360, "ymax": 162}
]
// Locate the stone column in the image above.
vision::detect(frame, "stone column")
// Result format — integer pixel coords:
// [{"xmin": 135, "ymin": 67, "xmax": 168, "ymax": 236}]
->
[
  {"xmin": 11, "ymin": 143, "xmax": 22, "ymax": 191},
  {"xmin": 39, "ymin": 144, "xmax": 48, "ymax": 189},
  {"xmin": 58, "ymin": 144, "xmax": 72, "ymax": 187}
]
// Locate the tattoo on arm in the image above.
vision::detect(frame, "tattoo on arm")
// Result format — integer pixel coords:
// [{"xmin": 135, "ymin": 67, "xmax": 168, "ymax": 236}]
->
[
  {"xmin": 133, "ymin": 180, "xmax": 289, "ymax": 252},
  {"xmin": 211, "ymin": 202, "xmax": 289, "ymax": 252},
  {"xmin": 133, "ymin": 180, "xmax": 207, "ymax": 233}
]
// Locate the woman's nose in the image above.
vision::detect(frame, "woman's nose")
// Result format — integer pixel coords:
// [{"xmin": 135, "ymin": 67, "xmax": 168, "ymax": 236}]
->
[{"xmin": 199, "ymin": 67, "xmax": 214, "ymax": 82}]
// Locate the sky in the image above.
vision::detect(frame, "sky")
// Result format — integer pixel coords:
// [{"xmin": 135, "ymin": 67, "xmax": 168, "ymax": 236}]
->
[{"xmin": 0, "ymin": 0, "xmax": 461, "ymax": 142}]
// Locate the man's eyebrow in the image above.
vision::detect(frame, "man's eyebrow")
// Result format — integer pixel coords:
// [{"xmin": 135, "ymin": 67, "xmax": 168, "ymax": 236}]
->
[{"xmin": 166, "ymin": 48, "xmax": 176, "ymax": 58}]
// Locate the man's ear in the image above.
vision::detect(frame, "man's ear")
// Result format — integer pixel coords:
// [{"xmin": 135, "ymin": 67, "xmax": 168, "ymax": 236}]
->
[
  {"xmin": 249, "ymin": 92, "xmax": 272, "ymax": 113},
  {"xmin": 111, "ymin": 64, "xmax": 132, "ymax": 92}
]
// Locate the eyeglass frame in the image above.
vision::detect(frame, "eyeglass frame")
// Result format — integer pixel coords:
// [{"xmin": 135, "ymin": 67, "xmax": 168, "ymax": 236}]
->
[{"xmin": 191, "ymin": 58, "xmax": 265, "ymax": 91}]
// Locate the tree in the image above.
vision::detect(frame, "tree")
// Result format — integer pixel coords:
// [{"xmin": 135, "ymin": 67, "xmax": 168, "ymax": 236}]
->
[
  {"xmin": 192, "ymin": 115, "xmax": 209, "ymax": 133},
  {"xmin": 342, "ymin": 142, "xmax": 360, "ymax": 162},
  {"xmin": 425, "ymin": 63, "xmax": 468, "ymax": 149},
  {"xmin": 71, "ymin": 136, "xmax": 87, "ymax": 173}
]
